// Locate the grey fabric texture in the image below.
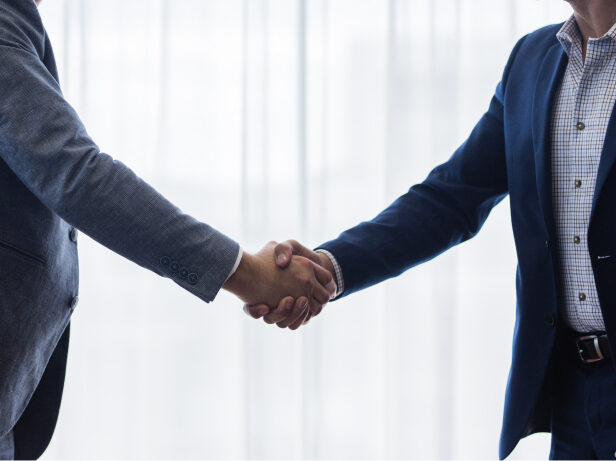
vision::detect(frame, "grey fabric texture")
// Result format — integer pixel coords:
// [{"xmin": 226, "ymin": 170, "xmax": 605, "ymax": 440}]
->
[
  {"xmin": 0, "ymin": 430, "xmax": 13, "ymax": 461},
  {"xmin": 0, "ymin": 0, "xmax": 239, "ymax": 443}
]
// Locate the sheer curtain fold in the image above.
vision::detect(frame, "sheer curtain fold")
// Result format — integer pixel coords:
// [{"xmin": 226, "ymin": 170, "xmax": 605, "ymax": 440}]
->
[{"xmin": 37, "ymin": 0, "xmax": 571, "ymax": 458}]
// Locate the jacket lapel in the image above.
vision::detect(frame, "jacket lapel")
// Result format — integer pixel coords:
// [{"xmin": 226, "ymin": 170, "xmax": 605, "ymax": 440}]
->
[{"xmin": 531, "ymin": 43, "xmax": 568, "ymax": 241}]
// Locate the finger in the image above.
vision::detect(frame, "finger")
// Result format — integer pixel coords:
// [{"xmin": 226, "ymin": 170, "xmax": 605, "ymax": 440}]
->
[
  {"xmin": 243, "ymin": 303, "xmax": 271, "ymax": 319},
  {"xmin": 311, "ymin": 277, "xmax": 332, "ymax": 306},
  {"xmin": 277, "ymin": 298, "xmax": 309, "ymax": 329},
  {"xmin": 312, "ymin": 262, "xmax": 337, "ymax": 298},
  {"xmin": 308, "ymin": 298, "xmax": 325, "ymax": 317},
  {"xmin": 264, "ymin": 297, "xmax": 295, "ymax": 324},
  {"xmin": 274, "ymin": 241, "xmax": 295, "ymax": 268},
  {"xmin": 289, "ymin": 308, "xmax": 310, "ymax": 330}
]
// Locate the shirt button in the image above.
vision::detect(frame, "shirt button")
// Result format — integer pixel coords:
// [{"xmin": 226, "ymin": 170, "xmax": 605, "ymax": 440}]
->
[
  {"xmin": 69, "ymin": 228, "xmax": 78, "ymax": 243},
  {"xmin": 576, "ymin": 121, "xmax": 585, "ymax": 130},
  {"xmin": 579, "ymin": 292, "xmax": 587, "ymax": 302},
  {"xmin": 544, "ymin": 314, "xmax": 556, "ymax": 327},
  {"xmin": 545, "ymin": 240, "xmax": 550, "ymax": 249},
  {"xmin": 573, "ymin": 236, "xmax": 580, "ymax": 244},
  {"xmin": 69, "ymin": 296, "xmax": 79, "ymax": 310},
  {"xmin": 574, "ymin": 179, "xmax": 582, "ymax": 188}
]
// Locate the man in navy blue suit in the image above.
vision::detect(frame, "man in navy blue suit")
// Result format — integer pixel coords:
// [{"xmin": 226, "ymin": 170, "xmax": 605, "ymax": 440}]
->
[{"xmin": 249, "ymin": 0, "xmax": 616, "ymax": 458}]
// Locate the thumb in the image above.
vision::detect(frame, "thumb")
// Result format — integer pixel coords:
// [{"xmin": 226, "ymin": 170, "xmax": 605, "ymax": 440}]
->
[
  {"xmin": 274, "ymin": 240, "xmax": 300, "ymax": 267},
  {"xmin": 275, "ymin": 239, "xmax": 321, "ymax": 268}
]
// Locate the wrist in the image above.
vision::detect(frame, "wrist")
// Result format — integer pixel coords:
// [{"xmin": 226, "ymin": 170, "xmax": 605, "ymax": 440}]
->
[
  {"xmin": 222, "ymin": 251, "xmax": 258, "ymax": 301},
  {"xmin": 317, "ymin": 252, "xmax": 335, "ymax": 279},
  {"xmin": 315, "ymin": 249, "xmax": 343, "ymax": 298}
]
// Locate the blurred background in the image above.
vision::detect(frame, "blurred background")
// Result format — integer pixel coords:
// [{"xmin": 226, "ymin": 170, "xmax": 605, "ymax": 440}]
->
[{"xmin": 38, "ymin": 0, "xmax": 571, "ymax": 458}]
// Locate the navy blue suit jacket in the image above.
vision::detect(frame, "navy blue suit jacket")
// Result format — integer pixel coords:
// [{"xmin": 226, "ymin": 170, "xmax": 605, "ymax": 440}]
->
[{"xmin": 320, "ymin": 23, "xmax": 616, "ymax": 459}]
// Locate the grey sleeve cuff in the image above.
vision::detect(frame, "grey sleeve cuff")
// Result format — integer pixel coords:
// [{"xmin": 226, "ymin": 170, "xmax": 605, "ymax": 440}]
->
[
  {"xmin": 158, "ymin": 228, "xmax": 240, "ymax": 304},
  {"xmin": 315, "ymin": 248, "xmax": 345, "ymax": 299}
]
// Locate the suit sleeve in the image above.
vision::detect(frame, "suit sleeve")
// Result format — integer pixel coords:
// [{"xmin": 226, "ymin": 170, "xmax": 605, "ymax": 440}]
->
[
  {"xmin": 0, "ymin": 44, "xmax": 239, "ymax": 303},
  {"xmin": 319, "ymin": 36, "xmax": 528, "ymax": 299}
]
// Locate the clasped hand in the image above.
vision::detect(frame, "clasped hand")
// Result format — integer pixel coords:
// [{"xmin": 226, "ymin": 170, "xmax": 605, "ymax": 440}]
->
[{"xmin": 223, "ymin": 241, "xmax": 335, "ymax": 330}]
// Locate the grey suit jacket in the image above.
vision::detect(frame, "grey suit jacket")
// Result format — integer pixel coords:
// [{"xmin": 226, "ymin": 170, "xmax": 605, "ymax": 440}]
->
[{"xmin": 0, "ymin": 1, "xmax": 239, "ymax": 457}]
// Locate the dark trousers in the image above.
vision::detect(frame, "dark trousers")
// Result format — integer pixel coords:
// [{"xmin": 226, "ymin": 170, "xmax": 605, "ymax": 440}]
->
[
  {"xmin": 550, "ymin": 326, "xmax": 616, "ymax": 459},
  {"xmin": 0, "ymin": 431, "xmax": 14, "ymax": 461}
]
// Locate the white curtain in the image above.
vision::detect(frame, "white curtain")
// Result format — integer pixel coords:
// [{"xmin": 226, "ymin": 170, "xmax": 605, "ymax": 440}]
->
[{"xmin": 38, "ymin": 0, "xmax": 572, "ymax": 458}]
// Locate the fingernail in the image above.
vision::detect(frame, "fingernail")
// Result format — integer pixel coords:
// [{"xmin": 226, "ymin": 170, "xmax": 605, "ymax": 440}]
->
[
  {"xmin": 302, "ymin": 300, "xmax": 310, "ymax": 310},
  {"xmin": 276, "ymin": 254, "xmax": 286, "ymax": 264},
  {"xmin": 326, "ymin": 281, "xmax": 337, "ymax": 296}
]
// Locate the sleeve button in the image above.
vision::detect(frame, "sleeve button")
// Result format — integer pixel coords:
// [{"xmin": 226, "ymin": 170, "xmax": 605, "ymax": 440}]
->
[
  {"xmin": 160, "ymin": 256, "xmax": 171, "ymax": 267},
  {"xmin": 169, "ymin": 262, "xmax": 179, "ymax": 273},
  {"xmin": 179, "ymin": 267, "xmax": 189, "ymax": 279},
  {"xmin": 188, "ymin": 273, "xmax": 198, "ymax": 285}
]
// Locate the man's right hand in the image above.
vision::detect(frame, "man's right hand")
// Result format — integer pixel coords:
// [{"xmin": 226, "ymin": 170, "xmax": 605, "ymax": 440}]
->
[
  {"xmin": 224, "ymin": 241, "xmax": 336, "ymax": 329},
  {"xmin": 243, "ymin": 240, "xmax": 336, "ymax": 329}
]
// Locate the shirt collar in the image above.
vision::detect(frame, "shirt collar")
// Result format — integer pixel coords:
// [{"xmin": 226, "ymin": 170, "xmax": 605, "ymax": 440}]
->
[
  {"xmin": 556, "ymin": 15, "xmax": 616, "ymax": 56},
  {"xmin": 556, "ymin": 15, "xmax": 582, "ymax": 56}
]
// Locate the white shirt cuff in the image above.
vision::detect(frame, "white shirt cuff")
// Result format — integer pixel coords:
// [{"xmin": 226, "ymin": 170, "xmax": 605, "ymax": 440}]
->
[{"xmin": 224, "ymin": 247, "xmax": 243, "ymax": 283}]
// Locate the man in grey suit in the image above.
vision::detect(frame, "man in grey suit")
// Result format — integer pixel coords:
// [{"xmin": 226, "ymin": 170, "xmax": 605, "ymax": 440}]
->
[{"xmin": 0, "ymin": 0, "xmax": 336, "ymax": 458}]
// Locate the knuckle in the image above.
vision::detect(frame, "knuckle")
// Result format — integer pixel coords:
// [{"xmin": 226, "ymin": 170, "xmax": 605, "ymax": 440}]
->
[
  {"xmin": 301, "ymin": 278, "xmax": 312, "ymax": 291},
  {"xmin": 298, "ymin": 258, "xmax": 311, "ymax": 268}
]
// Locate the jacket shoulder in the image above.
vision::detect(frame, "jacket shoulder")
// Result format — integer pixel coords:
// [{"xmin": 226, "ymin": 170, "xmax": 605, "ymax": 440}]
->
[
  {"xmin": 522, "ymin": 22, "xmax": 564, "ymax": 49},
  {"xmin": 501, "ymin": 22, "xmax": 565, "ymax": 87},
  {"xmin": 0, "ymin": 0, "xmax": 45, "ymax": 57},
  {"xmin": 511, "ymin": 22, "xmax": 564, "ymax": 62}
]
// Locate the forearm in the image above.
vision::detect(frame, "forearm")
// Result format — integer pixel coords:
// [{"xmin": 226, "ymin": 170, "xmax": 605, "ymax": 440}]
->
[
  {"xmin": 65, "ymin": 153, "xmax": 240, "ymax": 301},
  {"xmin": 318, "ymin": 184, "xmax": 484, "ymax": 297},
  {"xmin": 0, "ymin": 46, "xmax": 239, "ymax": 303}
]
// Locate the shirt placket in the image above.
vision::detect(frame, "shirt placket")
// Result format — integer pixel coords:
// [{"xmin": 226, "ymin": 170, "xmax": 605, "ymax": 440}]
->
[{"xmin": 569, "ymin": 42, "xmax": 591, "ymax": 326}]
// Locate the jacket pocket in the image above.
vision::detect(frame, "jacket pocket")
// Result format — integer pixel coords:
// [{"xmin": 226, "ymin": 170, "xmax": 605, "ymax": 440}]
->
[{"xmin": 0, "ymin": 240, "xmax": 46, "ymax": 267}]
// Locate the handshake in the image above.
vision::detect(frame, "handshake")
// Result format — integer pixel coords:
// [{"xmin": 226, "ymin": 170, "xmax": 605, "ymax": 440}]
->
[{"xmin": 223, "ymin": 240, "xmax": 337, "ymax": 330}]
